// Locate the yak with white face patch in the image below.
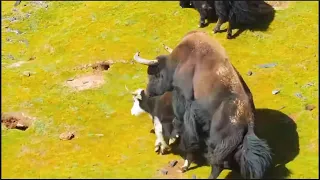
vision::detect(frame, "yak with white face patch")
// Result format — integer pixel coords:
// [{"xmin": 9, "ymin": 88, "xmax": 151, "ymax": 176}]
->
[{"xmin": 130, "ymin": 88, "xmax": 174, "ymax": 155}]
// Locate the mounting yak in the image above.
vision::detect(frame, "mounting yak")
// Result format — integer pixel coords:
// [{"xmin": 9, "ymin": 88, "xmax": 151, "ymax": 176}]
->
[
  {"xmin": 133, "ymin": 30, "xmax": 272, "ymax": 179},
  {"xmin": 180, "ymin": 1, "xmax": 275, "ymax": 39}
]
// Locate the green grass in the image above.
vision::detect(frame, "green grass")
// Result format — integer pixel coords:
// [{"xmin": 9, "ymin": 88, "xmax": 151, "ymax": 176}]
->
[{"xmin": 1, "ymin": 1, "xmax": 318, "ymax": 178}]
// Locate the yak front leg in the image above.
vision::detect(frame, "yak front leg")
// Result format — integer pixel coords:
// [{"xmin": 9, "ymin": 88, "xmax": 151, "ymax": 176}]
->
[
  {"xmin": 213, "ymin": 18, "xmax": 226, "ymax": 34},
  {"xmin": 198, "ymin": 14, "xmax": 206, "ymax": 28},
  {"xmin": 169, "ymin": 117, "xmax": 182, "ymax": 145},
  {"xmin": 179, "ymin": 153, "xmax": 193, "ymax": 173},
  {"xmin": 154, "ymin": 117, "xmax": 170, "ymax": 154},
  {"xmin": 208, "ymin": 164, "xmax": 223, "ymax": 179},
  {"xmin": 226, "ymin": 21, "xmax": 233, "ymax": 39}
]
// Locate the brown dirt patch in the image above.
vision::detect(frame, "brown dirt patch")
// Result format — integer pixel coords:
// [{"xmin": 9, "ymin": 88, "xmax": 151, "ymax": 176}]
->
[
  {"xmin": 65, "ymin": 73, "xmax": 105, "ymax": 91},
  {"xmin": 153, "ymin": 159, "xmax": 189, "ymax": 179},
  {"xmin": 59, "ymin": 131, "xmax": 75, "ymax": 140},
  {"xmin": 1, "ymin": 112, "xmax": 35, "ymax": 130},
  {"xmin": 7, "ymin": 61, "xmax": 27, "ymax": 68},
  {"xmin": 265, "ymin": 1, "xmax": 294, "ymax": 10},
  {"xmin": 73, "ymin": 60, "xmax": 114, "ymax": 71}
]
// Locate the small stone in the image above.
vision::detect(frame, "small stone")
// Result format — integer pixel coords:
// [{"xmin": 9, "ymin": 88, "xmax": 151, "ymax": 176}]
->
[
  {"xmin": 272, "ymin": 90, "xmax": 280, "ymax": 95},
  {"xmin": 258, "ymin": 62, "xmax": 277, "ymax": 68},
  {"xmin": 169, "ymin": 160, "xmax": 178, "ymax": 167},
  {"xmin": 295, "ymin": 92, "xmax": 306, "ymax": 100},
  {"xmin": 302, "ymin": 82, "xmax": 314, "ymax": 88},
  {"xmin": 23, "ymin": 71, "xmax": 31, "ymax": 77},
  {"xmin": 67, "ymin": 77, "xmax": 74, "ymax": 81},
  {"xmin": 59, "ymin": 132, "xmax": 75, "ymax": 140},
  {"xmin": 6, "ymin": 38, "xmax": 13, "ymax": 42},
  {"xmin": 160, "ymin": 169, "xmax": 168, "ymax": 175},
  {"xmin": 83, "ymin": 81, "xmax": 89, "ymax": 84},
  {"xmin": 247, "ymin": 71, "xmax": 253, "ymax": 76},
  {"xmin": 29, "ymin": 56, "xmax": 36, "ymax": 61},
  {"xmin": 8, "ymin": 54, "xmax": 15, "ymax": 60},
  {"xmin": 95, "ymin": 134, "xmax": 104, "ymax": 137},
  {"xmin": 305, "ymin": 104, "xmax": 315, "ymax": 111},
  {"xmin": 192, "ymin": 175, "xmax": 197, "ymax": 179}
]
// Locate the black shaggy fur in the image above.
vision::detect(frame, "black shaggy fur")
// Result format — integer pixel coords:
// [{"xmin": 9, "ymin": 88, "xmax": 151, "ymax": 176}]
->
[
  {"xmin": 191, "ymin": 1, "xmax": 218, "ymax": 28},
  {"xmin": 179, "ymin": 0, "xmax": 193, "ymax": 8},
  {"xmin": 214, "ymin": 1, "xmax": 275, "ymax": 39},
  {"xmin": 137, "ymin": 31, "xmax": 272, "ymax": 179},
  {"xmin": 180, "ymin": 1, "xmax": 275, "ymax": 39}
]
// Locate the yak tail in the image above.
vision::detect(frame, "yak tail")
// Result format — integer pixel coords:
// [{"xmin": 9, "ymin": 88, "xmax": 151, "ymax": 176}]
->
[{"xmin": 240, "ymin": 124, "xmax": 272, "ymax": 179}]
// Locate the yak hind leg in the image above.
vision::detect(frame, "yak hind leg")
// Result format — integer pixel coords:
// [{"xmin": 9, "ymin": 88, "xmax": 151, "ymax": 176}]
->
[
  {"xmin": 208, "ymin": 164, "xmax": 223, "ymax": 179},
  {"xmin": 179, "ymin": 153, "xmax": 193, "ymax": 173},
  {"xmin": 207, "ymin": 100, "xmax": 245, "ymax": 178}
]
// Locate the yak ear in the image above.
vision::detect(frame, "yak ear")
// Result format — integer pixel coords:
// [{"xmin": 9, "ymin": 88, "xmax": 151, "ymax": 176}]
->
[
  {"xmin": 147, "ymin": 64, "xmax": 159, "ymax": 75},
  {"xmin": 147, "ymin": 55, "xmax": 168, "ymax": 75}
]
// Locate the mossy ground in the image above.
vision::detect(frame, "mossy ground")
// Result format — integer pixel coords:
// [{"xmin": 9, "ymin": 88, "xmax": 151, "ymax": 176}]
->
[{"xmin": 1, "ymin": 1, "xmax": 318, "ymax": 178}]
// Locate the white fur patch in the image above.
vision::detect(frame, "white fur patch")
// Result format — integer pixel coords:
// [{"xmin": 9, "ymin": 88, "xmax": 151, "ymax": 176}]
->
[
  {"xmin": 154, "ymin": 116, "xmax": 168, "ymax": 149},
  {"xmin": 183, "ymin": 159, "xmax": 190, "ymax": 168},
  {"xmin": 131, "ymin": 89, "xmax": 146, "ymax": 116},
  {"xmin": 131, "ymin": 98, "xmax": 146, "ymax": 116}
]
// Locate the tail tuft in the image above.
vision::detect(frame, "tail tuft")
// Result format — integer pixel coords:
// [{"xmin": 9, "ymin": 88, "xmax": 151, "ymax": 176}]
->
[{"xmin": 240, "ymin": 132, "xmax": 272, "ymax": 179}]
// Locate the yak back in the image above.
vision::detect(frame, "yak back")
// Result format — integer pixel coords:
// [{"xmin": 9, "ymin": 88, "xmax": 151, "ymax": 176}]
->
[{"xmin": 169, "ymin": 31, "xmax": 254, "ymax": 119}]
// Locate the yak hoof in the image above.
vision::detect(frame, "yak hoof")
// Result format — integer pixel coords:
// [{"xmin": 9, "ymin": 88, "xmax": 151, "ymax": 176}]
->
[
  {"xmin": 179, "ymin": 166, "xmax": 188, "ymax": 173},
  {"xmin": 160, "ymin": 145, "xmax": 170, "ymax": 155},
  {"xmin": 154, "ymin": 145, "xmax": 160, "ymax": 153},
  {"xmin": 198, "ymin": 23, "xmax": 205, "ymax": 28}
]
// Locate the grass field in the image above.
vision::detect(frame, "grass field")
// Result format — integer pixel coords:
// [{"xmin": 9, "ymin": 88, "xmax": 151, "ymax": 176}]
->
[{"xmin": 1, "ymin": 1, "xmax": 318, "ymax": 179}]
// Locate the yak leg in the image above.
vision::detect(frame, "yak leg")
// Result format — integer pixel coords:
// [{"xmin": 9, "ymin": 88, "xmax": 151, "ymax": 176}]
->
[
  {"xmin": 207, "ymin": 100, "xmax": 245, "ymax": 178},
  {"xmin": 169, "ymin": 88, "xmax": 188, "ymax": 145},
  {"xmin": 154, "ymin": 116, "xmax": 170, "ymax": 154},
  {"xmin": 180, "ymin": 153, "xmax": 193, "ymax": 173},
  {"xmin": 213, "ymin": 18, "xmax": 226, "ymax": 33},
  {"xmin": 179, "ymin": 102, "xmax": 200, "ymax": 173},
  {"xmin": 226, "ymin": 21, "xmax": 233, "ymax": 39},
  {"xmin": 208, "ymin": 165, "xmax": 223, "ymax": 179},
  {"xmin": 154, "ymin": 138, "xmax": 161, "ymax": 153},
  {"xmin": 198, "ymin": 12, "xmax": 207, "ymax": 28},
  {"xmin": 169, "ymin": 117, "xmax": 181, "ymax": 145}
]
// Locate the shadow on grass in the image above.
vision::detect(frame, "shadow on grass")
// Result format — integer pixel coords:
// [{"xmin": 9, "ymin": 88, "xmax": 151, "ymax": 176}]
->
[
  {"xmin": 168, "ymin": 108, "xmax": 299, "ymax": 179},
  {"xmin": 225, "ymin": 108, "xmax": 300, "ymax": 179}
]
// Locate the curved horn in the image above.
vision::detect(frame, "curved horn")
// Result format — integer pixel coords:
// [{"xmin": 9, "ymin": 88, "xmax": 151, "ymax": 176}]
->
[
  {"xmin": 133, "ymin": 52, "xmax": 159, "ymax": 65},
  {"xmin": 163, "ymin": 44, "xmax": 173, "ymax": 53}
]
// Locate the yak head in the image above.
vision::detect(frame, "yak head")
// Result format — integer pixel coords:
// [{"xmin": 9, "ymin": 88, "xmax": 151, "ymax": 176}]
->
[{"xmin": 133, "ymin": 52, "xmax": 174, "ymax": 97}]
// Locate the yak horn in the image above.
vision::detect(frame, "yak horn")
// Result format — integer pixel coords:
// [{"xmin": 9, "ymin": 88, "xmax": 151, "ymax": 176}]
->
[
  {"xmin": 163, "ymin": 44, "xmax": 173, "ymax": 53},
  {"xmin": 133, "ymin": 52, "xmax": 159, "ymax": 65}
]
